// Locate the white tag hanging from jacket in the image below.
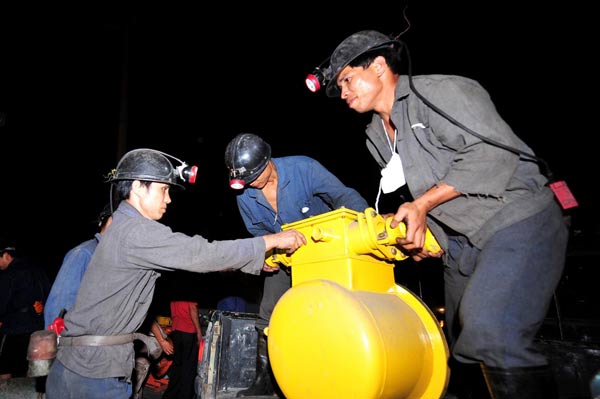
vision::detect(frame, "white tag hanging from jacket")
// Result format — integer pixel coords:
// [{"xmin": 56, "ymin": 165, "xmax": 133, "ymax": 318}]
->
[
  {"xmin": 379, "ymin": 119, "xmax": 406, "ymax": 194},
  {"xmin": 380, "ymin": 152, "xmax": 406, "ymax": 193}
]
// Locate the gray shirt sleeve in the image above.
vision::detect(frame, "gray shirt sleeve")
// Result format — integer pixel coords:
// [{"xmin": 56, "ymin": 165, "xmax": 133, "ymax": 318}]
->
[{"xmin": 124, "ymin": 219, "xmax": 267, "ymax": 275}]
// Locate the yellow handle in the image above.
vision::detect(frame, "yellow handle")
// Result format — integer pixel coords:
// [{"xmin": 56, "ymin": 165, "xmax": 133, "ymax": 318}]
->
[
  {"xmin": 265, "ymin": 250, "xmax": 292, "ymax": 268},
  {"xmin": 385, "ymin": 217, "xmax": 442, "ymax": 255}
]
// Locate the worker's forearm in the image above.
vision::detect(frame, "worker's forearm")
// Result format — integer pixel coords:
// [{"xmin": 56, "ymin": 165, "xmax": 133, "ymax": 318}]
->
[{"xmin": 414, "ymin": 183, "xmax": 461, "ymax": 212}]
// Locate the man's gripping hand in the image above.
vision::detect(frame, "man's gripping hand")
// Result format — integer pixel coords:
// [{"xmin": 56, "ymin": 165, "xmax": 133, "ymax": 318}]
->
[{"xmin": 263, "ymin": 229, "xmax": 307, "ymax": 254}]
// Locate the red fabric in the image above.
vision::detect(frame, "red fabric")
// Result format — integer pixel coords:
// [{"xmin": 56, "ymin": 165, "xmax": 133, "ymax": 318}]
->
[
  {"xmin": 198, "ymin": 338, "xmax": 204, "ymax": 361},
  {"xmin": 170, "ymin": 300, "xmax": 197, "ymax": 333},
  {"xmin": 48, "ymin": 316, "xmax": 65, "ymax": 335}
]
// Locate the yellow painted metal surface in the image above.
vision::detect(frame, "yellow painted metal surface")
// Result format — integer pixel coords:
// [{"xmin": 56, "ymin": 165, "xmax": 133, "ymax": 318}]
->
[
  {"xmin": 265, "ymin": 207, "xmax": 449, "ymax": 399},
  {"xmin": 155, "ymin": 316, "xmax": 172, "ymax": 327}
]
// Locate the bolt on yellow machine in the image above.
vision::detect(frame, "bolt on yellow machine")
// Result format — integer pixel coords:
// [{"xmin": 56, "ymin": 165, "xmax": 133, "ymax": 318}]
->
[{"xmin": 265, "ymin": 207, "xmax": 449, "ymax": 399}]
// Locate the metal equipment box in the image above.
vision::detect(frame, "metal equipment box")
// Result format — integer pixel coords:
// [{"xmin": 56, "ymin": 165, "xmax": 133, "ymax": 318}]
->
[{"xmin": 196, "ymin": 310, "xmax": 261, "ymax": 399}]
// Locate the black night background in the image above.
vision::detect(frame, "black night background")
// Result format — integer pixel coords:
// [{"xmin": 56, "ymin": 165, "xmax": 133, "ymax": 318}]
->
[{"xmin": 0, "ymin": 3, "xmax": 596, "ymax": 303}]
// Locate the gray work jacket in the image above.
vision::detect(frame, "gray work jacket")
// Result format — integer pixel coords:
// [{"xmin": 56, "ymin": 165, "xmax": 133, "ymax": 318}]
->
[
  {"xmin": 57, "ymin": 201, "xmax": 266, "ymax": 379},
  {"xmin": 365, "ymin": 74, "xmax": 554, "ymax": 249}
]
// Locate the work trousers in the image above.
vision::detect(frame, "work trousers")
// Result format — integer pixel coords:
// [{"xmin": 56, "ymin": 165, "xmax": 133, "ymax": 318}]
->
[
  {"xmin": 0, "ymin": 332, "xmax": 29, "ymax": 376},
  {"xmin": 161, "ymin": 330, "xmax": 198, "ymax": 399},
  {"xmin": 444, "ymin": 201, "xmax": 568, "ymax": 368},
  {"xmin": 46, "ymin": 358, "xmax": 132, "ymax": 399},
  {"xmin": 256, "ymin": 268, "xmax": 291, "ymax": 331}
]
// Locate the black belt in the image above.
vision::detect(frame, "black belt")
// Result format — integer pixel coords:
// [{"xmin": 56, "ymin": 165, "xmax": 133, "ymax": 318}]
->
[{"xmin": 59, "ymin": 333, "xmax": 138, "ymax": 347}]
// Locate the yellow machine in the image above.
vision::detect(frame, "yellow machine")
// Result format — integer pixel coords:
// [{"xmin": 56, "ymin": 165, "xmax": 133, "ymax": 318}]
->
[{"xmin": 265, "ymin": 207, "xmax": 449, "ymax": 399}]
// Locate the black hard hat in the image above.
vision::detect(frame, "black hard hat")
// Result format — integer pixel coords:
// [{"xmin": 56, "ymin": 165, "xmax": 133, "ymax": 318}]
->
[
  {"xmin": 224, "ymin": 133, "xmax": 271, "ymax": 190},
  {"xmin": 326, "ymin": 30, "xmax": 399, "ymax": 98},
  {"xmin": 111, "ymin": 148, "xmax": 184, "ymax": 189}
]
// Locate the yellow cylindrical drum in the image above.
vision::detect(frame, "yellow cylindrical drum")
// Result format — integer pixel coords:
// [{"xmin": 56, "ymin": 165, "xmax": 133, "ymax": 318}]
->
[{"xmin": 268, "ymin": 279, "xmax": 449, "ymax": 399}]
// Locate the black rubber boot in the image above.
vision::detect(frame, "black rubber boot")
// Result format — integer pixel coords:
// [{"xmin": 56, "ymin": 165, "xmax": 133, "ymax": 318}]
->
[
  {"xmin": 236, "ymin": 329, "xmax": 276, "ymax": 397},
  {"xmin": 481, "ymin": 364, "xmax": 558, "ymax": 399}
]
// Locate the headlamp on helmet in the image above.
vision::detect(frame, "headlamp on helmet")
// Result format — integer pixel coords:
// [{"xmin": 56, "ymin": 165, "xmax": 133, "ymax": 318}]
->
[{"xmin": 305, "ymin": 58, "xmax": 332, "ymax": 94}]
